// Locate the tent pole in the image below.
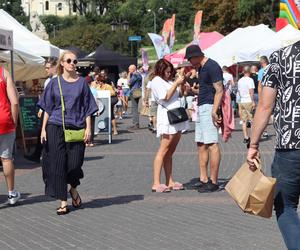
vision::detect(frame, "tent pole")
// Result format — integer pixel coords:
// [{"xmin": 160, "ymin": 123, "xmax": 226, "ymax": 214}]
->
[{"xmin": 10, "ymin": 50, "xmax": 14, "ymax": 81}]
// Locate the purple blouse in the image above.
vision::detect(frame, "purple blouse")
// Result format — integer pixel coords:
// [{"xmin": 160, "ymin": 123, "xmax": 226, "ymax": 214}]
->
[{"xmin": 38, "ymin": 76, "xmax": 98, "ymax": 129}]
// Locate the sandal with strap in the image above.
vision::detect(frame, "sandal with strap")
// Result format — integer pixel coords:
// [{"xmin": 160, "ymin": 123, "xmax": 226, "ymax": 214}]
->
[
  {"xmin": 151, "ymin": 184, "xmax": 171, "ymax": 193},
  {"xmin": 56, "ymin": 205, "xmax": 70, "ymax": 215},
  {"xmin": 169, "ymin": 182, "xmax": 185, "ymax": 191},
  {"xmin": 69, "ymin": 189, "xmax": 82, "ymax": 208}
]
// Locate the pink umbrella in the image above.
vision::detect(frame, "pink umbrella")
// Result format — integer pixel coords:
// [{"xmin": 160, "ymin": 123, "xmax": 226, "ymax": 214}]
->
[{"xmin": 164, "ymin": 31, "xmax": 224, "ymax": 66}]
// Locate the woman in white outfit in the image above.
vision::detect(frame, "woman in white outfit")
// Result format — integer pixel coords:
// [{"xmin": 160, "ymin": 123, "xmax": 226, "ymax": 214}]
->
[{"xmin": 151, "ymin": 59, "xmax": 189, "ymax": 193}]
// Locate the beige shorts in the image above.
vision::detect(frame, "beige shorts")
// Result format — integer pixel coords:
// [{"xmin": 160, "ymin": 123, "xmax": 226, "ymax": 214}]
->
[{"xmin": 239, "ymin": 103, "xmax": 253, "ymax": 122}]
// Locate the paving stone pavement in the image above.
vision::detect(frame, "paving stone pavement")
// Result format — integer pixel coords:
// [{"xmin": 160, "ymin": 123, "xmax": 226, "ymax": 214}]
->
[{"xmin": 0, "ymin": 114, "xmax": 285, "ymax": 250}]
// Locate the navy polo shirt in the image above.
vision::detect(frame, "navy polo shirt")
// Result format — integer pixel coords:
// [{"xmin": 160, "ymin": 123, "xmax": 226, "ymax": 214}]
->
[{"xmin": 197, "ymin": 58, "xmax": 223, "ymax": 106}]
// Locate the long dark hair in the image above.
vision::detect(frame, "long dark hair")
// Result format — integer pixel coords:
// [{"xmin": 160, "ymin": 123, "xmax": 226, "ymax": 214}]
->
[{"xmin": 154, "ymin": 59, "xmax": 176, "ymax": 80}]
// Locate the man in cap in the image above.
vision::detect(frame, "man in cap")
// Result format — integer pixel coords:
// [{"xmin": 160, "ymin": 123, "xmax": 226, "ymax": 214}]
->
[{"xmin": 185, "ymin": 45, "xmax": 224, "ymax": 192}]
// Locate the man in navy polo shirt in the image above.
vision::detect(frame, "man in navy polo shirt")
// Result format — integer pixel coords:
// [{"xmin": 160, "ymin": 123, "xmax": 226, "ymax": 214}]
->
[{"xmin": 185, "ymin": 45, "xmax": 224, "ymax": 192}]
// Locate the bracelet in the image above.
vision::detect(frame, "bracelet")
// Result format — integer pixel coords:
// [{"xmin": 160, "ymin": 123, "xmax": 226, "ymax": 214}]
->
[{"xmin": 249, "ymin": 144, "xmax": 259, "ymax": 149}]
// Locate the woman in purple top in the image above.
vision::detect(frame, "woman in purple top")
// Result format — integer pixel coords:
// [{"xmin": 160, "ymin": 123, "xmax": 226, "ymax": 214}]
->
[{"xmin": 38, "ymin": 50, "xmax": 98, "ymax": 215}]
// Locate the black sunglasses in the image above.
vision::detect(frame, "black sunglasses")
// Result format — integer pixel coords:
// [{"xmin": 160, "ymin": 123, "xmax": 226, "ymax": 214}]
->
[{"xmin": 65, "ymin": 58, "xmax": 78, "ymax": 65}]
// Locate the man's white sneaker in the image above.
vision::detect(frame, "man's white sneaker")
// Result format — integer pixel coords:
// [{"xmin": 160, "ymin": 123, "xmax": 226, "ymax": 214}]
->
[{"xmin": 8, "ymin": 191, "xmax": 21, "ymax": 205}]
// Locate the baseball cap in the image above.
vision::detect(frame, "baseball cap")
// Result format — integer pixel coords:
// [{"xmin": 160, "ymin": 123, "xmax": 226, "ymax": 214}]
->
[{"xmin": 185, "ymin": 45, "xmax": 204, "ymax": 60}]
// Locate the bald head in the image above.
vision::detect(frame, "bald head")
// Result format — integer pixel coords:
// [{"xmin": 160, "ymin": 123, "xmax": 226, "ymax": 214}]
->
[{"xmin": 128, "ymin": 65, "xmax": 137, "ymax": 73}]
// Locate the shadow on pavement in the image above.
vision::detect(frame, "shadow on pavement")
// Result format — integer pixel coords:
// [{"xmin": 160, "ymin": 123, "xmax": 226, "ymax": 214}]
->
[
  {"xmin": 0, "ymin": 193, "xmax": 53, "ymax": 209},
  {"xmin": 84, "ymin": 156, "xmax": 104, "ymax": 161},
  {"xmin": 83, "ymin": 194, "xmax": 144, "ymax": 209},
  {"xmin": 183, "ymin": 178, "xmax": 230, "ymax": 191}
]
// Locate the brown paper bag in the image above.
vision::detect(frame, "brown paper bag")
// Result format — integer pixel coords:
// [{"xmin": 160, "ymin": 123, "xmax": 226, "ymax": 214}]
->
[
  {"xmin": 140, "ymin": 105, "xmax": 150, "ymax": 116},
  {"xmin": 225, "ymin": 160, "xmax": 276, "ymax": 218}
]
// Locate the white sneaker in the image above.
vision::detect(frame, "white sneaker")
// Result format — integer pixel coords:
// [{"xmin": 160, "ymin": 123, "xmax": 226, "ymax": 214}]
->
[
  {"xmin": 8, "ymin": 191, "xmax": 21, "ymax": 205},
  {"xmin": 239, "ymin": 120, "xmax": 243, "ymax": 125}
]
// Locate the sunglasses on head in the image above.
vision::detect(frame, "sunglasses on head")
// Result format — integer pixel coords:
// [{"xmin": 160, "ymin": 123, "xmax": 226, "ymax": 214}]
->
[{"xmin": 65, "ymin": 58, "xmax": 78, "ymax": 65}]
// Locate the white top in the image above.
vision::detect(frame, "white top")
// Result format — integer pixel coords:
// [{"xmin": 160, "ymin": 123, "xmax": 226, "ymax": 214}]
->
[
  {"xmin": 117, "ymin": 78, "xmax": 129, "ymax": 89},
  {"xmin": 237, "ymin": 76, "xmax": 255, "ymax": 103},
  {"xmin": 146, "ymin": 80, "xmax": 155, "ymax": 102},
  {"xmin": 223, "ymin": 72, "xmax": 233, "ymax": 88},
  {"xmin": 151, "ymin": 76, "xmax": 181, "ymax": 125}
]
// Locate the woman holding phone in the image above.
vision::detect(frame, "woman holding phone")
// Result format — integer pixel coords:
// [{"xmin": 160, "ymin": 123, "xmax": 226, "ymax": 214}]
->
[
  {"xmin": 151, "ymin": 59, "xmax": 189, "ymax": 193},
  {"xmin": 38, "ymin": 50, "xmax": 98, "ymax": 215}
]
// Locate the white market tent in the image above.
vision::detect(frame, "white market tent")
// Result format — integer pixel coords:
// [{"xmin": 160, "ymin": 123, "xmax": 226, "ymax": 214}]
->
[
  {"xmin": 0, "ymin": 9, "xmax": 60, "ymax": 58},
  {"xmin": 276, "ymin": 24, "xmax": 300, "ymax": 47},
  {"xmin": 203, "ymin": 24, "xmax": 282, "ymax": 67},
  {"xmin": 0, "ymin": 10, "xmax": 61, "ymax": 81}
]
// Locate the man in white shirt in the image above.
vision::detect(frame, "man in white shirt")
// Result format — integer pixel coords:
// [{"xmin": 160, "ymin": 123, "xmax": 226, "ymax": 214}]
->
[
  {"xmin": 222, "ymin": 66, "xmax": 234, "ymax": 90},
  {"xmin": 237, "ymin": 66, "xmax": 255, "ymax": 144}
]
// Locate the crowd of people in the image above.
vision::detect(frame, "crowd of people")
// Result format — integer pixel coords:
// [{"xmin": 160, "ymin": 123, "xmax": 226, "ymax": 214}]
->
[{"xmin": 0, "ymin": 42, "xmax": 299, "ymax": 249}]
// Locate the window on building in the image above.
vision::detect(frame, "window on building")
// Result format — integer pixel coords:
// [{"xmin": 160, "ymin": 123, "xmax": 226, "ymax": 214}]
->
[
  {"xmin": 73, "ymin": 3, "xmax": 76, "ymax": 12},
  {"xmin": 57, "ymin": 3, "xmax": 62, "ymax": 11},
  {"xmin": 45, "ymin": 1, "xmax": 49, "ymax": 10}
]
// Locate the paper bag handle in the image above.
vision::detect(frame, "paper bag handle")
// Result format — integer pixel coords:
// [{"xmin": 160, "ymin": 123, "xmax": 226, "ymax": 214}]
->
[{"xmin": 253, "ymin": 158, "xmax": 262, "ymax": 171}]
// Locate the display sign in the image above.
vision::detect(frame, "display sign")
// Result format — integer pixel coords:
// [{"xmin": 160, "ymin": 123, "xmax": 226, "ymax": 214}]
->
[
  {"xmin": 128, "ymin": 36, "xmax": 142, "ymax": 41},
  {"xmin": 19, "ymin": 96, "xmax": 40, "ymax": 139},
  {"xmin": 94, "ymin": 90, "xmax": 111, "ymax": 144},
  {"xmin": 0, "ymin": 28, "xmax": 13, "ymax": 50}
]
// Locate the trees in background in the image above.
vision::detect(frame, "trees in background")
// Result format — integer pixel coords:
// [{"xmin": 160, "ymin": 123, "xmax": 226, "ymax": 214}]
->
[{"xmin": 2, "ymin": 0, "xmax": 279, "ymax": 54}]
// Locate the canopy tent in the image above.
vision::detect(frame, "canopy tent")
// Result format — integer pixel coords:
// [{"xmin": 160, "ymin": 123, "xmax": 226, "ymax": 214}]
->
[
  {"xmin": 0, "ymin": 48, "xmax": 45, "ymax": 81},
  {"xmin": 0, "ymin": 9, "xmax": 60, "ymax": 58},
  {"xmin": 80, "ymin": 46, "xmax": 137, "ymax": 82},
  {"xmin": 164, "ymin": 32, "xmax": 224, "ymax": 67},
  {"xmin": 0, "ymin": 26, "xmax": 45, "ymax": 81},
  {"xmin": 203, "ymin": 24, "xmax": 282, "ymax": 67},
  {"xmin": 276, "ymin": 24, "xmax": 300, "ymax": 47}
]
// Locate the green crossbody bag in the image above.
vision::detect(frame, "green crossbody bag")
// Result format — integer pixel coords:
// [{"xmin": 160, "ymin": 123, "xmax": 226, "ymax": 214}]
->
[{"xmin": 57, "ymin": 77, "xmax": 85, "ymax": 142}]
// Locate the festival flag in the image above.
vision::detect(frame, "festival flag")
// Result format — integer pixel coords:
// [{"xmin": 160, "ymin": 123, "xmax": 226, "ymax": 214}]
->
[
  {"xmin": 148, "ymin": 33, "xmax": 170, "ymax": 59},
  {"xmin": 141, "ymin": 48, "xmax": 149, "ymax": 72},
  {"xmin": 169, "ymin": 14, "xmax": 176, "ymax": 51},
  {"xmin": 162, "ymin": 18, "xmax": 172, "ymax": 44},
  {"xmin": 193, "ymin": 10, "xmax": 203, "ymax": 44}
]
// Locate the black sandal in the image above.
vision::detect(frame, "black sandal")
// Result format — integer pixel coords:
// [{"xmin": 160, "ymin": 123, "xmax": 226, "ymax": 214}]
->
[
  {"xmin": 69, "ymin": 189, "xmax": 82, "ymax": 208},
  {"xmin": 56, "ymin": 205, "xmax": 70, "ymax": 215}
]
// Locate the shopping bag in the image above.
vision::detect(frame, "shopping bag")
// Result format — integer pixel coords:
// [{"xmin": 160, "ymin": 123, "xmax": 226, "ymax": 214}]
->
[{"xmin": 225, "ymin": 160, "xmax": 276, "ymax": 218}]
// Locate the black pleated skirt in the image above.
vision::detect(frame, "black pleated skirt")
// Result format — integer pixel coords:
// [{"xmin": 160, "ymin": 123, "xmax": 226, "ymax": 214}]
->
[{"xmin": 42, "ymin": 124, "xmax": 85, "ymax": 200}]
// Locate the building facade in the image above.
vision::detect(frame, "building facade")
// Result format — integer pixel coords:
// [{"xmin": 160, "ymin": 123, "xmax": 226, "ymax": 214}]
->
[{"xmin": 21, "ymin": 0, "xmax": 77, "ymax": 17}]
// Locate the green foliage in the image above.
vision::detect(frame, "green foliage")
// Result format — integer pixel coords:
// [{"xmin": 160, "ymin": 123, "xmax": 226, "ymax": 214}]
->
[
  {"xmin": 194, "ymin": 0, "xmax": 278, "ymax": 35},
  {"xmin": 0, "ymin": 0, "xmax": 29, "ymax": 27}
]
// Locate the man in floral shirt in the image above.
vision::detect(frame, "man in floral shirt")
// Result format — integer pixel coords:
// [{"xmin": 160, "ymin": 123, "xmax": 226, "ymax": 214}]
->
[{"xmin": 247, "ymin": 42, "xmax": 300, "ymax": 249}]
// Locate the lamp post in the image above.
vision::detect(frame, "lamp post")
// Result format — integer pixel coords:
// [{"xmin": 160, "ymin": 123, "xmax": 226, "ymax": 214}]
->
[
  {"xmin": 147, "ymin": 7, "xmax": 163, "ymax": 34},
  {"xmin": 110, "ymin": 20, "xmax": 129, "ymax": 53},
  {"xmin": 51, "ymin": 24, "xmax": 62, "ymax": 38}
]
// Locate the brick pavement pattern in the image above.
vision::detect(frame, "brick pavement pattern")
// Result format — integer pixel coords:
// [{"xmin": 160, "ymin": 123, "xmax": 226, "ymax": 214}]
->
[{"xmin": 0, "ymin": 115, "xmax": 284, "ymax": 250}]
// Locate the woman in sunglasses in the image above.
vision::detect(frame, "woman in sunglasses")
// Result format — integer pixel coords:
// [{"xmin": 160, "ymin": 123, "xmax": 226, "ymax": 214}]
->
[{"xmin": 38, "ymin": 50, "xmax": 98, "ymax": 215}]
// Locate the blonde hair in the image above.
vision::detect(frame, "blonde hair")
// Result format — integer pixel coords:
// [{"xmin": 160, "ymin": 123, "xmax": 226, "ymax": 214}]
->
[{"xmin": 57, "ymin": 50, "xmax": 77, "ymax": 75}]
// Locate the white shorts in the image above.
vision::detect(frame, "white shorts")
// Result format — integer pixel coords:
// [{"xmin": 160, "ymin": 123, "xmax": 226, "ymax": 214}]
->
[{"xmin": 195, "ymin": 104, "xmax": 218, "ymax": 144}]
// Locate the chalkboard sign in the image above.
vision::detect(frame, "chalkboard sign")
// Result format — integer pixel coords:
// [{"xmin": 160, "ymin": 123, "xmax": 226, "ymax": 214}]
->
[{"xmin": 19, "ymin": 96, "xmax": 40, "ymax": 138}]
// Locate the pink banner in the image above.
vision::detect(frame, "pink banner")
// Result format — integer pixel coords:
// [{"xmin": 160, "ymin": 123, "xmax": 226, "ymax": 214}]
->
[
  {"xmin": 162, "ymin": 19, "xmax": 172, "ymax": 44},
  {"xmin": 141, "ymin": 48, "xmax": 149, "ymax": 71},
  {"xmin": 169, "ymin": 14, "xmax": 176, "ymax": 50},
  {"xmin": 193, "ymin": 11, "xmax": 203, "ymax": 43}
]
